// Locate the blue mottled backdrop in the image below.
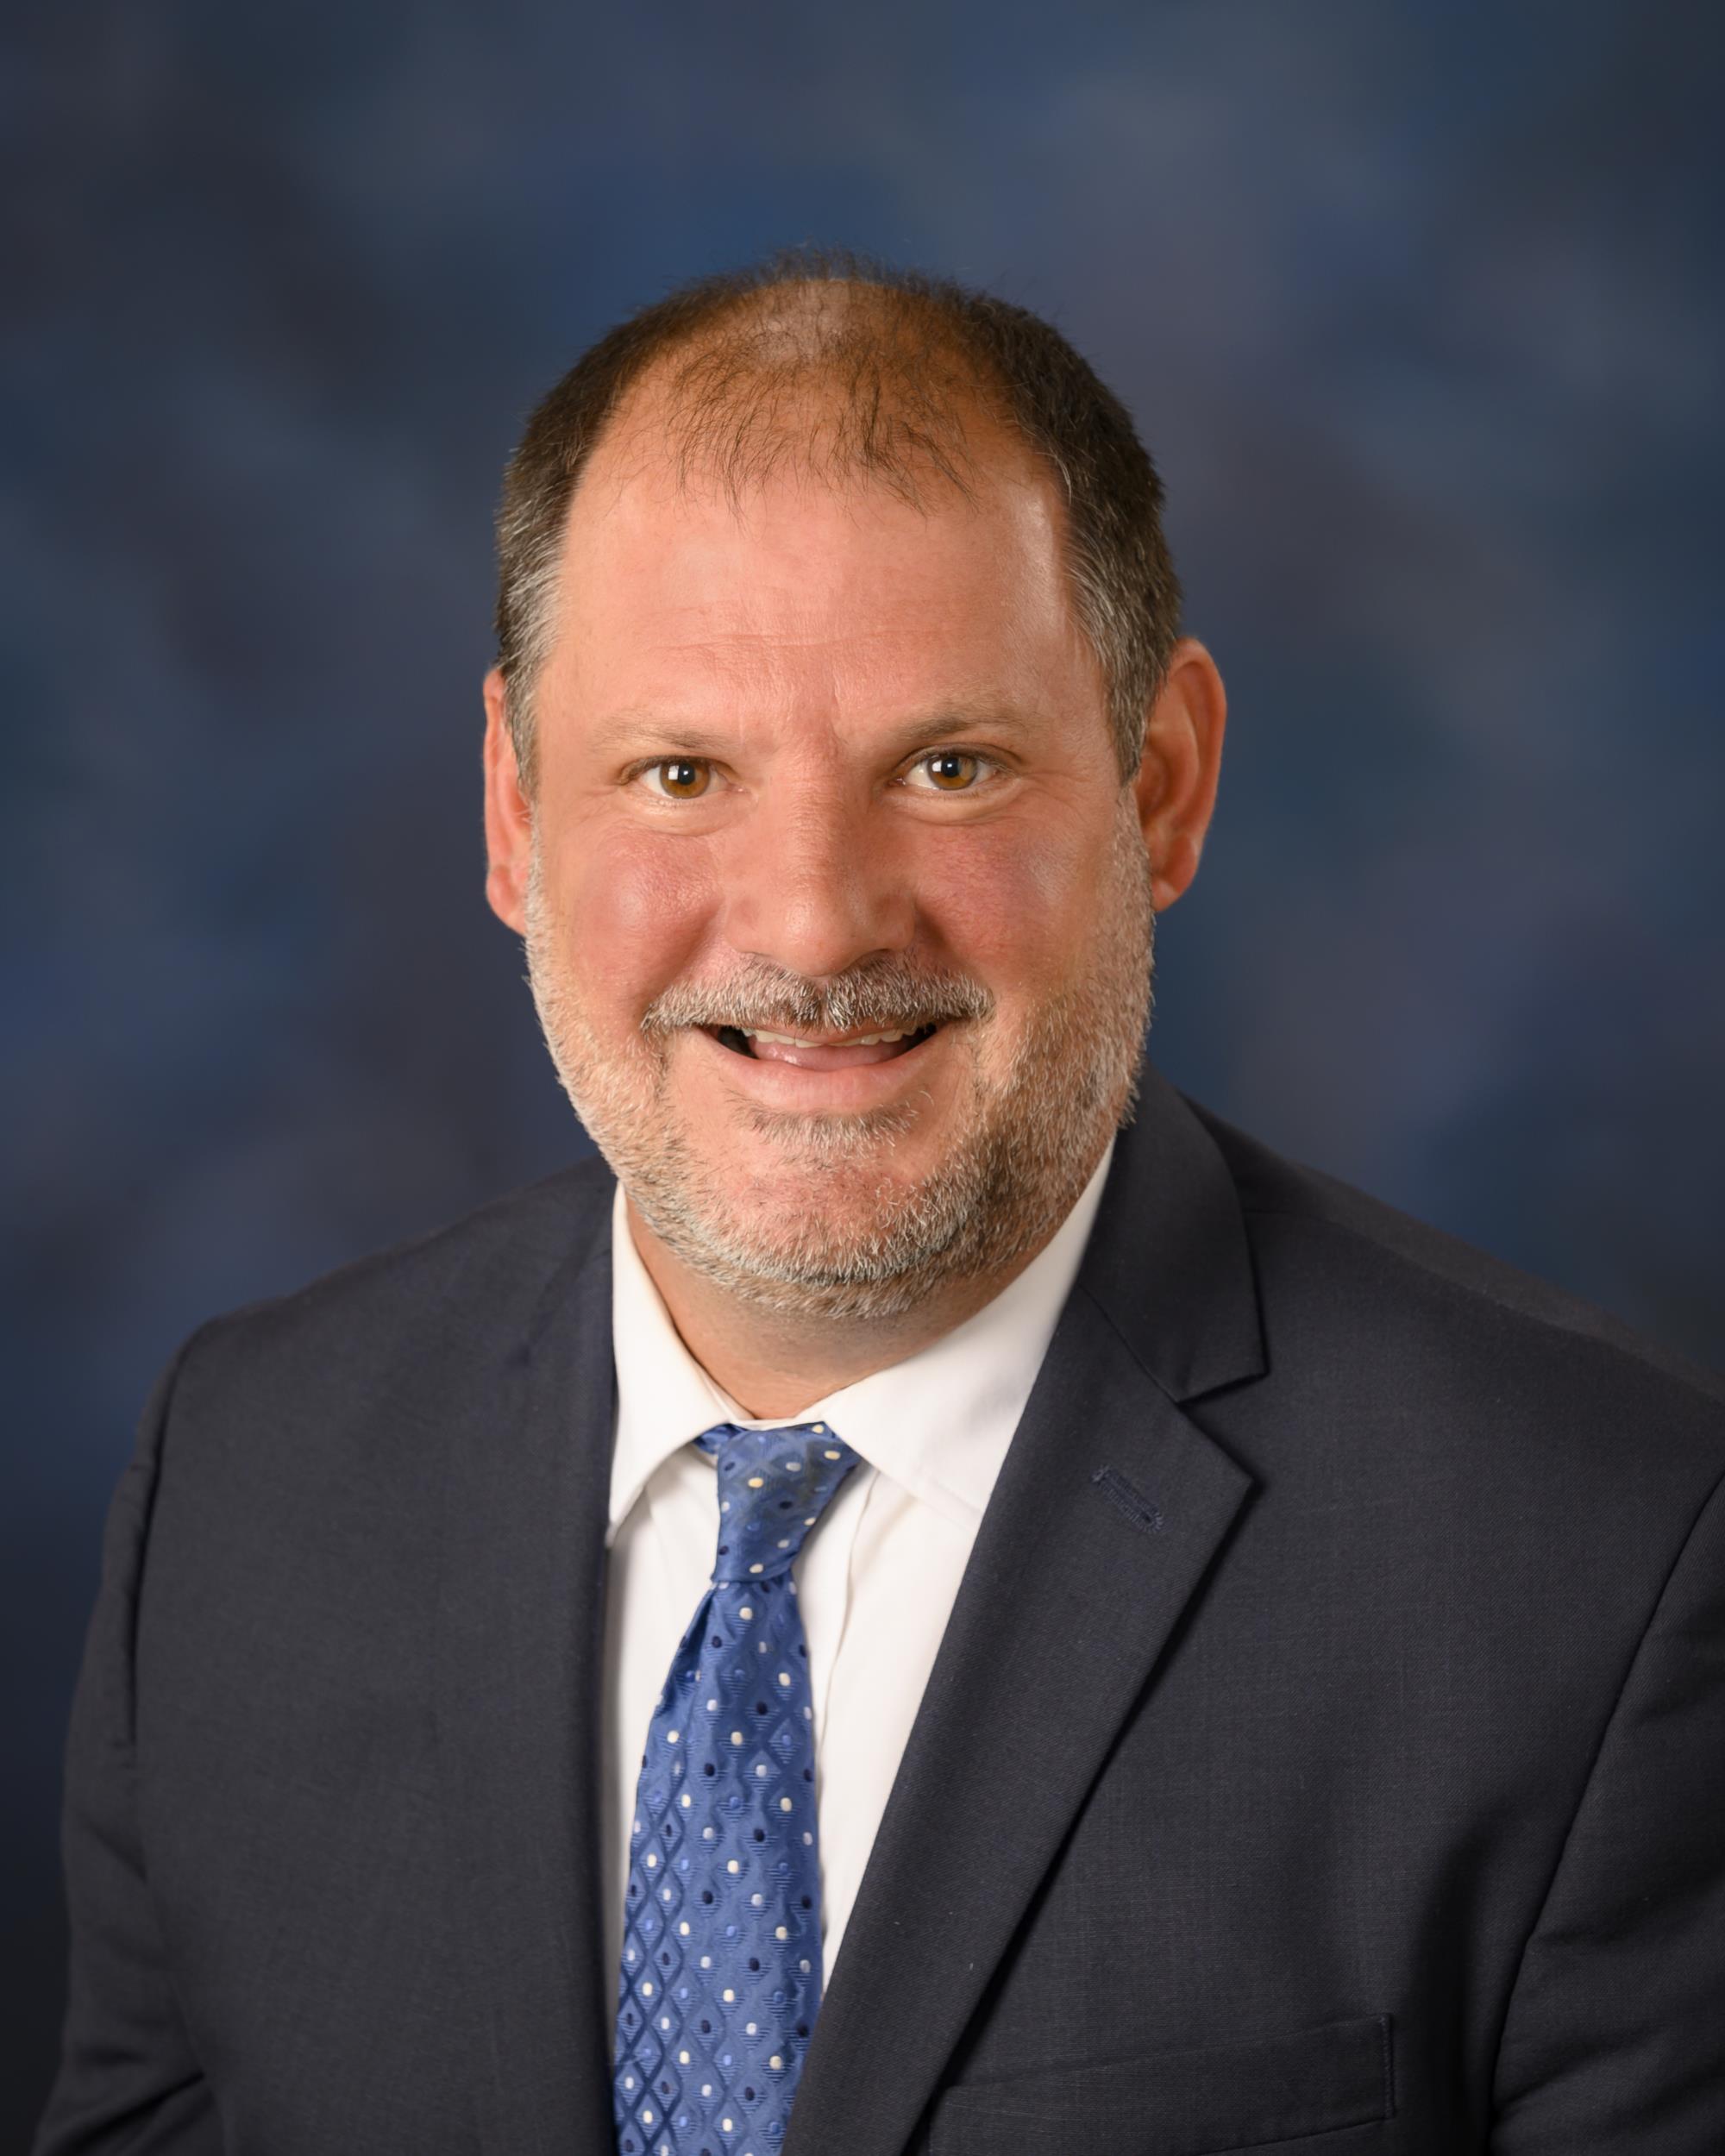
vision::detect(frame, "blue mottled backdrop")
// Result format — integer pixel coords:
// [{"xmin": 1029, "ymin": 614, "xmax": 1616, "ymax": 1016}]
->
[{"xmin": 3, "ymin": 0, "xmax": 1722, "ymax": 2133}]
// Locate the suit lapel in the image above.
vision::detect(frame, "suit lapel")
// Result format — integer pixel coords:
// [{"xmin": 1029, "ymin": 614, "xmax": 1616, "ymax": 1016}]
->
[
  {"xmin": 435, "ymin": 1189, "xmax": 618, "ymax": 2156},
  {"xmin": 784, "ymin": 1069, "xmax": 1267, "ymax": 2156}
]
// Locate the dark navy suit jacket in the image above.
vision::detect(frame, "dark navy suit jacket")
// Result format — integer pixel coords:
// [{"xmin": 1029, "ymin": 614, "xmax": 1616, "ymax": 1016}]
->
[{"xmin": 35, "ymin": 1067, "xmax": 1725, "ymax": 2153}]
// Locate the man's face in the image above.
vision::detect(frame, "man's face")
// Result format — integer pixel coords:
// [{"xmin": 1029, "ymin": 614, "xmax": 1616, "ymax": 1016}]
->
[{"xmin": 492, "ymin": 404, "xmax": 1159, "ymax": 1316}]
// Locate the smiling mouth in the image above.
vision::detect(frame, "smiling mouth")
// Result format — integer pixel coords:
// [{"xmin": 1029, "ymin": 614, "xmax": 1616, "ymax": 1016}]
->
[{"xmin": 708, "ymin": 1022, "xmax": 941, "ymax": 1069}]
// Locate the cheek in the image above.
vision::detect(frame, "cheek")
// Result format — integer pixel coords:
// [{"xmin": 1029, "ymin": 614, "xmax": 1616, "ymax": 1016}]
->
[
  {"xmin": 919, "ymin": 818, "xmax": 1097, "ymax": 983},
  {"xmin": 553, "ymin": 825, "xmax": 716, "ymax": 1011}
]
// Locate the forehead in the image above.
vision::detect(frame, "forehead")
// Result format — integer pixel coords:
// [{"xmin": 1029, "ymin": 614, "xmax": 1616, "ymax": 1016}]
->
[{"xmin": 546, "ymin": 382, "xmax": 1094, "ymax": 723}]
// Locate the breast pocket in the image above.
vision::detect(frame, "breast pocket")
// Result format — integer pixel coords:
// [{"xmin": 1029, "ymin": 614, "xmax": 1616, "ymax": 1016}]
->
[{"xmin": 928, "ymin": 2012, "xmax": 1394, "ymax": 2156}]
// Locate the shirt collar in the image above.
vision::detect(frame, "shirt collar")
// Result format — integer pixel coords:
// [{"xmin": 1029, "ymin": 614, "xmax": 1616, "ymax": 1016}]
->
[{"xmin": 607, "ymin": 1139, "xmax": 1114, "ymax": 1545}]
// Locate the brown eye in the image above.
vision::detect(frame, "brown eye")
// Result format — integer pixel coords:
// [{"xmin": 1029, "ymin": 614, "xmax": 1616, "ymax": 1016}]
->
[
  {"xmin": 649, "ymin": 757, "xmax": 712, "ymax": 799},
  {"xmin": 918, "ymin": 750, "xmax": 982, "ymax": 792}
]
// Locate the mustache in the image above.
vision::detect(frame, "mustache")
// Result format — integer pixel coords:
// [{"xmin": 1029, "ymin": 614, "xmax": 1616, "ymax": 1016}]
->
[{"xmin": 642, "ymin": 956, "xmax": 994, "ymax": 1037}]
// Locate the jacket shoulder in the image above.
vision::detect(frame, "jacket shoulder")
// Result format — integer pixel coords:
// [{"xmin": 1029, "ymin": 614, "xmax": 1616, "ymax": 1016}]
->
[
  {"xmin": 174, "ymin": 1150, "xmax": 617, "ymax": 1400},
  {"xmin": 1188, "ymin": 1097, "xmax": 1725, "ymax": 1439}
]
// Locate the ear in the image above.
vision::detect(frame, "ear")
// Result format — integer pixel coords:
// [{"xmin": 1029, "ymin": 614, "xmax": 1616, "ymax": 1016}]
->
[
  {"xmin": 482, "ymin": 668, "xmax": 532, "ymax": 935},
  {"xmin": 1130, "ymin": 638, "xmax": 1227, "ymax": 912}
]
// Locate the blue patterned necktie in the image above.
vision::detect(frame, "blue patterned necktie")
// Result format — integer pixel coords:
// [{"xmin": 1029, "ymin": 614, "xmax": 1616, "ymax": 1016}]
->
[{"xmin": 613, "ymin": 1420, "xmax": 862, "ymax": 2156}]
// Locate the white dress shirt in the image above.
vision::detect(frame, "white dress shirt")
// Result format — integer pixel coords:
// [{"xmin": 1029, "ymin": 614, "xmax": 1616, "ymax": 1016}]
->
[{"xmin": 600, "ymin": 1139, "xmax": 1114, "ymax": 2026}]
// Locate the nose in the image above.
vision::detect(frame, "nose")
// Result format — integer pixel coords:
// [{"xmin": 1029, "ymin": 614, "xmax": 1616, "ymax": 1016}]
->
[{"xmin": 716, "ymin": 780, "xmax": 915, "ymax": 981}]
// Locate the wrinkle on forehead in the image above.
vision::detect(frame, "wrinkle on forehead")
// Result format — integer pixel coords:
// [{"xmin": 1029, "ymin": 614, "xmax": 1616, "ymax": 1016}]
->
[{"xmin": 549, "ymin": 455, "xmax": 1086, "ymax": 737}]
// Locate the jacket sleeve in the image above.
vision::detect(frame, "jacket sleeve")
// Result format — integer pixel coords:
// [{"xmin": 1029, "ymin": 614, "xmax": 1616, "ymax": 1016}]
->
[
  {"xmin": 1490, "ymin": 1467, "xmax": 1725, "ymax": 2152},
  {"xmin": 33, "ymin": 1338, "xmax": 224, "ymax": 2156}
]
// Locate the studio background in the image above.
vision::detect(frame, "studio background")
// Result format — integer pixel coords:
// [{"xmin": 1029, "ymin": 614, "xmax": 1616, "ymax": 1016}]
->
[{"xmin": 4, "ymin": 0, "xmax": 1722, "ymax": 2137}]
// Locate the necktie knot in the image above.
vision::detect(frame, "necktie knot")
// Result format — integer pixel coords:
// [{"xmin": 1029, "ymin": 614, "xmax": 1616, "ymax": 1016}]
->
[{"xmin": 695, "ymin": 1422, "xmax": 860, "ymax": 1583}]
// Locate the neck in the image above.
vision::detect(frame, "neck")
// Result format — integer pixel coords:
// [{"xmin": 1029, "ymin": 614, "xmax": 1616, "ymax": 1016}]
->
[{"xmin": 624, "ymin": 1198, "xmax": 1057, "ymax": 1419}]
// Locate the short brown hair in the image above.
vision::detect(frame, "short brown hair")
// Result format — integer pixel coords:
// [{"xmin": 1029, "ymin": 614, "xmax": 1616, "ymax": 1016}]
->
[{"xmin": 493, "ymin": 249, "xmax": 1182, "ymax": 787}]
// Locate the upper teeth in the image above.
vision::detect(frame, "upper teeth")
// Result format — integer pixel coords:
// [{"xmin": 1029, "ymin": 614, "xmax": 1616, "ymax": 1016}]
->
[{"xmin": 741, "ymin": 1027, "xmax": 917, "ymax": 1047}]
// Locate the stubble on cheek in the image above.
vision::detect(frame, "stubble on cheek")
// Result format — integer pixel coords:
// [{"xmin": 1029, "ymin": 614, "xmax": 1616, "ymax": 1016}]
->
[{"xmin": 522, "ymin": 848, "xmax": 653, "ymax": 1131}]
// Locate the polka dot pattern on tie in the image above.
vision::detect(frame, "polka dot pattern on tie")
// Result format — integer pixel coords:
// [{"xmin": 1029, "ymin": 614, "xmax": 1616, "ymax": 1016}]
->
[{"xmin": 613, "ymin": 1421, "xmax": 860, "ymax": 2156}]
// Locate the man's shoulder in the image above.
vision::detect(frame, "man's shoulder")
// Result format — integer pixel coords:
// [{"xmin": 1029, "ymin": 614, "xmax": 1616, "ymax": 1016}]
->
[
  {"xmin": 1186, "ymin": 1095, "xmax": 1725, "ymax": 1447},
  {"xmin": 174, "ymin": 1150, "xmax": 618, "ymax": 1406}
]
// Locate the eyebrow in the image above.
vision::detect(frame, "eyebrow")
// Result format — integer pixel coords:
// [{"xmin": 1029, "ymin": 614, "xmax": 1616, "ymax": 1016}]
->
[{"xmin": 586, "ymin": 701, "xmax": 1038, "ymax": 761}]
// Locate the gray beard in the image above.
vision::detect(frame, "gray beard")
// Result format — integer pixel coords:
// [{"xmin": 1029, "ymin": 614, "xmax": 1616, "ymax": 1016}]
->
[{"xmin": 522, "ymin": 813, "xmax": 1154, "ymax": 1320}]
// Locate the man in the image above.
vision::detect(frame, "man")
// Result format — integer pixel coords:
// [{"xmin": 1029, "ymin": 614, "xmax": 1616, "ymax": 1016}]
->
[{"xmin": 37, "ymin": 257, "xmax": 1725, "ymax": 2155}]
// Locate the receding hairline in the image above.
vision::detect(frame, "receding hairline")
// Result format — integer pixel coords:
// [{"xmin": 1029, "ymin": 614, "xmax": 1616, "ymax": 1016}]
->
[
  {"xmin": 494, "ymin": 252, "xmax": 1183, "ymax": 791},
  {"xmin": 566, "ymin": 275, "xmax": 1038, "ymax": 518}
]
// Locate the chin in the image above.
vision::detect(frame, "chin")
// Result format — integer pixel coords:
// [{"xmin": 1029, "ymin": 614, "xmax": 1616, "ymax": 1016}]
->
[
  {"xmin": 695, "ymin": 1119, "xmax": 951, "ymax": 1235},
  {"xmin": 620, "ymin": 1099, "xmax": 1095, "ymax": 1325}
]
